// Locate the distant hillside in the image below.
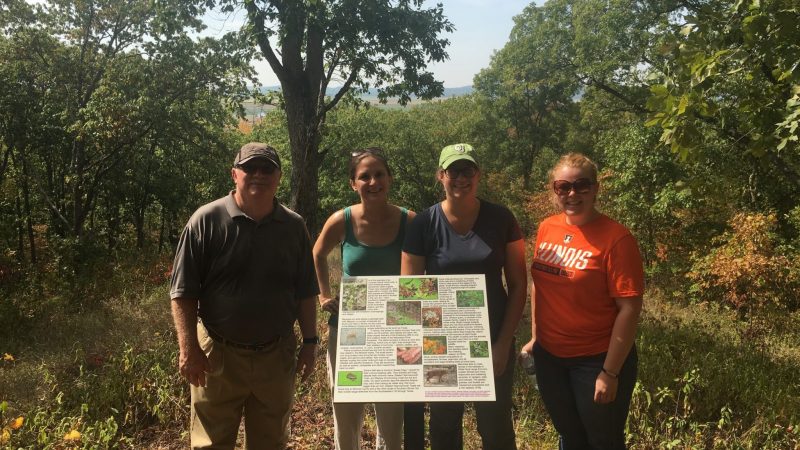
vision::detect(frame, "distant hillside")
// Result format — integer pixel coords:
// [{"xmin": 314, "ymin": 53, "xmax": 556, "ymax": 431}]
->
[
  {"xmin": 243, "ymin": 85, "xmax": 473, "ymax": 118},
  {"xmin": 258, "ymin": 85, "xmax": 473, "ymax": 99}
]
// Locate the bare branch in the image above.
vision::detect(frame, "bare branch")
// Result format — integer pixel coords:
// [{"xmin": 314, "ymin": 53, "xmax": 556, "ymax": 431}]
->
[
  {"xmin": 244, "ymin": 0, "xmax": 285, "ymax": 82},
  {"xmin": 324, "ymin": 64, "xmax": 361, "ymax": 114}
]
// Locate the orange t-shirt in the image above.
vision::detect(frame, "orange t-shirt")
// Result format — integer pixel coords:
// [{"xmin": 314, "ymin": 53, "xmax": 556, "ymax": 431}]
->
[{"xmin": 531, "ymin": 213, "xmax": 644, "ymax": 358}]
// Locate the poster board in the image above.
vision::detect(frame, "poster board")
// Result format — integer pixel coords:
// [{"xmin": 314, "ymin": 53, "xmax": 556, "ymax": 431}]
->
[{"xmin": 333, "ymin": 274, "xmax": 495, "ymax": 403}]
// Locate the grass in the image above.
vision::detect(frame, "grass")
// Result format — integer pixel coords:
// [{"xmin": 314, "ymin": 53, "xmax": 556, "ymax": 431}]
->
[{"xmin": 1, "ymin": 250, "xmax": 799, "ymax": 448}]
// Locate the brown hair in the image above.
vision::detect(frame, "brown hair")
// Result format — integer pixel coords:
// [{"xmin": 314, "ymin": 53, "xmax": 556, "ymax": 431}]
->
[
  {"xmin": 349, "ymin": 147, "xmax": 392, "ymax": 180},
  {"xmin": 549, "ymin": 152, "xmax": 599, "ymax": 184}
]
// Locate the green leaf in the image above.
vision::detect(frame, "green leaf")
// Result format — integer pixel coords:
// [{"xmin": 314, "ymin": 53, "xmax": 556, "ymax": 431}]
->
[
  {"xmin": 644, "ymin": 117, "xmax": 662, "ymax": 127},
  {"xmin": 650, "ymin": 84, "xmax": 669, "ymax": 97},
  {"xmin": 677, "ymin": 95, "xmax": 690, "ymax": 115}
]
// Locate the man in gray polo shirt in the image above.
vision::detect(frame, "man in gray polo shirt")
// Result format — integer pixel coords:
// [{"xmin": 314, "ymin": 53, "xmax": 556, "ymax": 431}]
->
[{"xmin": 170, "ymin": 142, "xmax": 320, "ymax": 449}]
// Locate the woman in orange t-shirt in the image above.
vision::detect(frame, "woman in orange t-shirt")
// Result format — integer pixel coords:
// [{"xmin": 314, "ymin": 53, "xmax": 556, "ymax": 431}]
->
[{"xmin": 522, "ymin": 153, "xmax": 644, "ymax": 450}]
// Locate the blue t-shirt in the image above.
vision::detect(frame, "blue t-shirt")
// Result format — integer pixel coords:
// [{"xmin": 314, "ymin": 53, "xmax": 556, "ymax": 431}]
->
[{"xmin": 403, "ymin": 199, "xmax": 522, "ymax": 341}]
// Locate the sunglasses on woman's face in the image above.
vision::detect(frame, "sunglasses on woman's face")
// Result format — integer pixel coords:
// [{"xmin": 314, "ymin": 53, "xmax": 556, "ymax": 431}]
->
[
  {"xmin": 553, "ymin": 178, "xmax": 594, "ymax": 195},
  {"xmin": 444, "ymin": 165, "xmax": 477, "ymax": 179}
]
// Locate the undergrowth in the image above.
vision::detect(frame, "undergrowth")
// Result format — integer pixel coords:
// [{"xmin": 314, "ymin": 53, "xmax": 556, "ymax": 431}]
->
[{"xmin": 1, "ymin": 252, "xmax": 799, "ymax": 448}]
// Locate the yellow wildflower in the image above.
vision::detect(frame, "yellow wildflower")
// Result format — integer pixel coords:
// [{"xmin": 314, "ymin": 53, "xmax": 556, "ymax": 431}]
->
[{"xmin": 64, "ymin": 429, "xmax": 81, "ymax": 441}]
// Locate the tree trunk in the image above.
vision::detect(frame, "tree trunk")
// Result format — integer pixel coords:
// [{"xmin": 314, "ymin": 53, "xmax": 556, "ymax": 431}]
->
[
  {"xmin": 15, "ymin": 195, "xmax": 24, "ymax": 263},
  {"xmin": 0, "ymin": 144, "xmax": 10, "ymax": 186},
  {"xmin": 158, "ymin": 204, "xmax": 166, "ymax": 253},
  {"xmin": 521, "ymin": 141, "xmax": 536, "ymax": 191},
  {"xmin": 21, "ymin": 157, "xmax": 36, "ymax": 264},
  {"xmin": 107, "ymin": 204, "xmax": 119, "ymax": 252},
  {"xmin": 284, "ymin": 89, "xmax": 325, "ymax": 237},
  {"xmin": 72, "ymin": 140, "xmax": 86, "ymax": 239}
]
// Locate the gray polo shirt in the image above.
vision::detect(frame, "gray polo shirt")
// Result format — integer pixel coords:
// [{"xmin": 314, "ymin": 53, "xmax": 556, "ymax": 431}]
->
[{"xmin": 170, "ymin": 192, "xmax": 319, "ymax": 343}]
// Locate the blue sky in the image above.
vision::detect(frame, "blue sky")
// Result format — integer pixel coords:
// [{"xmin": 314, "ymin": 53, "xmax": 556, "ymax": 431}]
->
[
  {"xmin": 426, "ymin": 0, "xmax": 530, "ymax": 86},
  {"xmin": 203, "ymin": 0, "xmax": 531, "ymax": 88}
]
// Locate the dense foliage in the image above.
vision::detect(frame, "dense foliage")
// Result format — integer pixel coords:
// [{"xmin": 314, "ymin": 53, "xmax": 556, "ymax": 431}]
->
[{"xmin": 1, "ymin": 0, "xmax": 799, "ymax": 447}]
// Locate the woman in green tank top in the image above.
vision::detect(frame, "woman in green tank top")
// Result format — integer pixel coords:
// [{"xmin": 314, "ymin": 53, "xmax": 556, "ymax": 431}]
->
[{"xmin": 313, "ymin": 147, "xmax": 416, "ymax": 450}]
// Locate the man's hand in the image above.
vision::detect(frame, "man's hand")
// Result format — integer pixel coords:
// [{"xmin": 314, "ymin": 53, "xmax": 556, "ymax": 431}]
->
[
  {"xmin": 179, "ymin": 343, "xmax": 210, "ymax": 387},
  {"xmin": 295, "ymin": 344, "xmax": 316, "ymax": 381}
]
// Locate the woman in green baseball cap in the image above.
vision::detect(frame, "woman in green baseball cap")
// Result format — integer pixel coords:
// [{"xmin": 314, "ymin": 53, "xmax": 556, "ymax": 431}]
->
[{"xmin": 401, "ymin": 143, "xmax": 528, "ymax": 450}]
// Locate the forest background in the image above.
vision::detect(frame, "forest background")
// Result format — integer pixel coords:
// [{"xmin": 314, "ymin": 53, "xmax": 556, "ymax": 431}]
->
[{"xmin": 1, "ymin": 0, "xmax": 799, "ymax": 448}]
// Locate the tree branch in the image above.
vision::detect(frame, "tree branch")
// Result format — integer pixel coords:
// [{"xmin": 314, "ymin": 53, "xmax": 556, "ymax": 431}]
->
[
  {"xmin": 244, "ymin": 0, "xmax": 286, "ymax": 82},
  {"xmin": 584, "ymin": 76, "xmax": 649, "ymax": 114},
  {"xmin": 324, "ymin": 64, "xmax": 361, "ymax": 114}
]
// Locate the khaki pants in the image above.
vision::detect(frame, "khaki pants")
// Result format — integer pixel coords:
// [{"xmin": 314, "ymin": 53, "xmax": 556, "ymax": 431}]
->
[{"xmin": 191, "ymin": 322, "xmax": 297, "ymax": 450}]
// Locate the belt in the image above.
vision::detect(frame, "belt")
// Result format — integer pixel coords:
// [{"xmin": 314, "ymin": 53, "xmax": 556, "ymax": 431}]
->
[{"xmin": 205, "ymin": 326, "xmax": 282, "ymax": 351}]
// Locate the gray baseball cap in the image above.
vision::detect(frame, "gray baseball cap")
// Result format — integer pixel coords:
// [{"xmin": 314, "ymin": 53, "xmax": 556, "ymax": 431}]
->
[{"xmin": 234, "ymin": 142, "xmax": 281, "ymax": 169}]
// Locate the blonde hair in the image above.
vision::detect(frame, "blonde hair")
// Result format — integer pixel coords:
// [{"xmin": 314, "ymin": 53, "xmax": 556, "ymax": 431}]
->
[{"xmin": 549, "ymin": 152, "xmax": 599, "ymax": 184}]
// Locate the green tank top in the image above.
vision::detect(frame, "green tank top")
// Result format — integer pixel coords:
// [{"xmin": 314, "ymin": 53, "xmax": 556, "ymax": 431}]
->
[
  {"xmin": 330, "ymin": 206, "xmax": 407, "ymax": 327},
  {"xmin": 342, "ymin": 206, "xmax": 408, "ymax": 277}
]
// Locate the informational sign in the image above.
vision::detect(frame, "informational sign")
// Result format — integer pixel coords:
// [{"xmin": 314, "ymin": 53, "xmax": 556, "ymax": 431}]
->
[{"xmin": 333, "ymin": 274, "xmax": 495, "ymax": 403}]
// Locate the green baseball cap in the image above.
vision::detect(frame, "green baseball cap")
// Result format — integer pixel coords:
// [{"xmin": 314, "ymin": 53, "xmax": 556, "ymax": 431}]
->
[{"xmin": 438, "ymin": 143, "xmax": 478, "ymax": 169}]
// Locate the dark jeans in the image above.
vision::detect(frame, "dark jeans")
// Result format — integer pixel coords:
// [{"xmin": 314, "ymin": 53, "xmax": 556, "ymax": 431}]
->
[
  {"xmin": 533, "ymin": 343, "xmax": 637, "ymax": 450},
  {"xmin": 404, "ymin": 402, "xmax": 425, "ymax": 450},
  {"xmin": 404, "ymin": 346, "xmax": 517, "ymax": 450}
]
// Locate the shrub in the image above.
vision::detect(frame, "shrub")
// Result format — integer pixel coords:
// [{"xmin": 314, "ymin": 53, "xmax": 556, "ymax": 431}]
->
[{"xmin": 688, "ymin": 212, "xmax": 800, "ymax": 313}]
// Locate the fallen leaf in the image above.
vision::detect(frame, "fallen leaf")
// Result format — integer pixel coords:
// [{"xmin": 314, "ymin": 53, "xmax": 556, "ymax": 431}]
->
[
  {"xmin": 2, "ymin": 353, "xmax": 14, "ymax": 362},
  {"xmin": 10, "ymin": 417, "xmax": 23, "ymax": 430},
  {"xmin": 0, "ymin": 428, "xmax": 10, "ymax": 444}
]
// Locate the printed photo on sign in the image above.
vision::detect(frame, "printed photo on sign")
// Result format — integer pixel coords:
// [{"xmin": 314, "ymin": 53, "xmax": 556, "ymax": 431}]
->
[
  {"xmin": 424, "ymin": 365, "xmax": 458, "ymax": 387},
  {"xmin": 339, "ymin": 328, "xmax": 366, "ymax": 346},
  {"xmin": 398, "ymin": 277, "xmax": 439, "ymax": 300},
  {"xmin": 422, "ymin": 306, "xmax": 443, "ymax": 328},
  {"xmin": 469, "ymin": 341, "xmax": 489, "ymax": 358},
  {"xmin": 341, "ymin": 282, "xmax": 367, "ymax": 311},
  {"xmin": 423, "ymin": 336, "xmax": 447, "ymax": 355},
  {"xmin": 456, "ymin": 290, "xmax": 485, "ymax": 307},
  {"xmin": 337, "ymin": 371, "xmax": 363, "ymax": 386},
  {"xmin": 396, "ymin": 346, "xmax": 422, "ymax": 365},
  {"xmin": 386, "ymin": 301, "xmax": 421, "ymax": 325}
]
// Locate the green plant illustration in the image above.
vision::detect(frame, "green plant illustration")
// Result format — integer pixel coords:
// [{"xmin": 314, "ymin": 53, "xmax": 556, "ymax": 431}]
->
[
  {"xmin": 337, "ymin": 371, "xmax": 363, "ymax": 386},
  {"xmin": 456, "ymin": 290, "xmax": 485, "ymax": 307},
  {"xmin": 386, "ymin": 301, "xmax": 421, "ymax": 325},
  {"xmin": 398, "ymin": 277, "xmax": 439, "ymax": 300},
  {"xmin": 469, "ymin": 341, "xmax": 489, "ymax": 358},
  {"xmin": 341, "ymin": 282, "xmax": 367, "ymax": 311}
]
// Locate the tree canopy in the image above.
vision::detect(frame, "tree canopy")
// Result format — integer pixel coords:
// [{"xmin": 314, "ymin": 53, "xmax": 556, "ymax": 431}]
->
[{"xmin": 218, "ymin": 0, "xmax": 454, "ymax": 232}]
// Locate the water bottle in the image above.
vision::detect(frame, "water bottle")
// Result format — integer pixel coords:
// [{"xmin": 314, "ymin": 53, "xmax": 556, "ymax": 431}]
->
[{"xmin": 519, "ymin": 350, "xmax": 538, "ymax": 390}]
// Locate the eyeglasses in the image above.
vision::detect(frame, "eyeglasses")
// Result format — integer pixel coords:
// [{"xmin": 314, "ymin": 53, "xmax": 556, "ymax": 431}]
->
[
  {"xmin": 553, "ymin": 178, "xmax": 594, "ymax": 195},
  {"xmin": 235, "ymin": 162, "xmax": 278, "ymax": 175},
  {"xmin": 444, "ymin": 166, "xmax": 477, "ymax": 179}
]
